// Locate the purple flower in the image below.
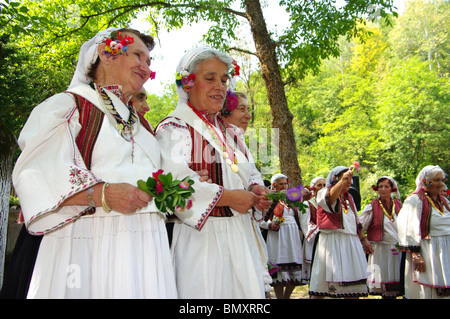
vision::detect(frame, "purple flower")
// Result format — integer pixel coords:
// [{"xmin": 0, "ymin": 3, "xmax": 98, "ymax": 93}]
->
[{"xmin": 286, "ymin": 186, "xmax": 304, "ymax": 202}]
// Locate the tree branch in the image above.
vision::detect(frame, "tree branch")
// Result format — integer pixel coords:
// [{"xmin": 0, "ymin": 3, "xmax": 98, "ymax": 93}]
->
[{"xmin": 227, "ymin": 46, "xmax": 258, "ymax": 57}]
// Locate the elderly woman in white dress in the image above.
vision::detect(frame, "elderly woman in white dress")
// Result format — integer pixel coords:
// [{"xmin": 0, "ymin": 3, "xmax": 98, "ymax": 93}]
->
[
  {"xmin": 155, "ymin": 47, "xmax": 271, "ymax": 299},
  {"xmin": 398, "ymin": 165, "xmax": 450, "ymax": 299},
  {"xmin": 309, "ymin": 166, "xmax": 373, "ymax": 298},
  {"xmin": 360, "ymin": 176, "xmax": 403, "ymax": 298},
  {"xmin": 300, "ymin": 176, "xmax": 326, "ymax": 284},
  {"xmin": 10, "ymin": 28, "xmax": 217, "ymax": 299},
  {"xmin": 260, "ymin": 173, "xmax": 303, "ymax": 299}
]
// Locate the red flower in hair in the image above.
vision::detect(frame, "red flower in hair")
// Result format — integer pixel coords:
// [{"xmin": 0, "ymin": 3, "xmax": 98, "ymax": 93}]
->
[{"xmin": 372, "ymin": 185, "xmax": 378, "ymax": 191}]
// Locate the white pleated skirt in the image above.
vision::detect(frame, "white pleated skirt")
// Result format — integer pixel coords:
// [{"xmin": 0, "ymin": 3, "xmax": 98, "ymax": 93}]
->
[
  {"xmin": 27, "ymin": 211, "xmax": 177, "ymax": 299},
  {"xmin": 266, "ymin": 217, "xmax": 303, "ymax": 285},
  {"xmin": 171, "ymin": 213, "xmax": 268, "ymax": 299},
  {"xmin": 404, "ymin": 235, "xmax": 450, "ymax": 299},
  {"xmin": 367, "ymin": 242, "xmax": 402, "ymax": 296},
  {"xmin": 309, "ymin": 231, "xmax": 368, "ymax": 297}
]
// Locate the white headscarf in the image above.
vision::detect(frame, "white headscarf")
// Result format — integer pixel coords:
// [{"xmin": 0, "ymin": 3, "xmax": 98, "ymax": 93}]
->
[
  {"xmin": 68, "ymin": 27, "xmax": 119, "ymax": 89},
  {"xmin": 175, "ymin": 46, "xmax": 235, "ymax": 107},
  {"xmin": 415, "ymin": 165, "xmax": 446, "ymax": 191},
  {"xmin": 175, "ymin": 46, "xmax": 213, "ymax": 106},
  {"xmin": 376, "ymin": 176, "xmax": 401, "ymax": 199},
  {"xmin": 310, "ymin": 177, "xmax": 326, "ymax": 188},
  {"xmin": 326, "ymin": 166, "xmax": 349, "ymax": 187},
  {"xmin": 271, "ymin": 173, "xmax": 288, "ymax": 186}
]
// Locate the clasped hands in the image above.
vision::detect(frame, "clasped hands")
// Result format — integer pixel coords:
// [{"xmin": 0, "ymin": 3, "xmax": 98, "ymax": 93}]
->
[{"xmin": 102, "ymin": 169, "xmax": 272, "ymax": 215}]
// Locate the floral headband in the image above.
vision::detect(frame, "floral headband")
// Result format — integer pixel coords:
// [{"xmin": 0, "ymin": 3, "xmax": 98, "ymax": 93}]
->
[
  {"xmin": 230, "ymin": 60, "xmax": 240, "ymax": 77},
  {"xmin": 175, "ymin": 70, "xmax": 196, "ymax": 90},
  {"xmin": 104, "ymin": 31, "xmax": 134, "ymax": 59}
]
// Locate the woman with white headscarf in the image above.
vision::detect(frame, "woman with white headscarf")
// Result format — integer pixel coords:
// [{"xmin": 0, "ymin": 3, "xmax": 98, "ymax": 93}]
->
[
  {"xmin": 397, "ymin": 165, "xmax": 450, "ymax": 299},
  {"xmin": 360, "ymin": 176, "xmax": 403, "ymax": 298},
  {"xmin": 155, "ymin": 46, "xmax": 271, "ymax": 298},
  {"xmin": 309, "ymin": 166, "xmax": 373, "ymax": 298},
  {"xmin": 5, "ymin": 28, "xmax": 215, "ymax": 299}
]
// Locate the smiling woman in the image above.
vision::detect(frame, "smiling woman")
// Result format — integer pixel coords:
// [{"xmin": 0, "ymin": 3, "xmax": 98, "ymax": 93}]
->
[
  {"xmin": 155, "ymin": 46, "xmax": 272, "ymax": 298},
  {"xmin": 5, "ymin": 27, "xmax": 182, "ymax": 299}
]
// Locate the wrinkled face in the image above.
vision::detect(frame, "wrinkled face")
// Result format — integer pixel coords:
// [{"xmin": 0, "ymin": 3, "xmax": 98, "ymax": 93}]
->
[
  {"xmin": 424, "ymin": 172, "xmax": 446, "ymax": 196},
  {"xmin": 225, "ymin": 96, "xmax": 251, "ymax": 131},
  {"xmin": 106, "ymin": 33, "xmax": 151, "ymax": 96},
  {"xmin": 377, "ymin": 179, "xmax": 392, "ymax": 199},
  {"xmin": 274, "ymin": 178, "xmax": 288, "ymax": 191},
  {"xmin": 131, "ymin": 89, "xmax": 149, "ymax": 116},
  {"xmin": 188, "ymin": 57, "xmax": 230, "ymax": 115},
  {"xmin": 314, "ymin": 179, "xmax": 326, "ymax": 192}
]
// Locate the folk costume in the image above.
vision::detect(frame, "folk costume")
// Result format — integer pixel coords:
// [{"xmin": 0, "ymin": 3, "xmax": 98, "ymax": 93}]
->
[
  {"xmin": 360, "ymin": 176, "xmax": 403, "ymax": 298},
  {"xmin": 155, "ymin": 47, "xmax": 268, "ymax": 299},
  {"xmin": 309, "ymin": 166, "xmax": 369, "ymax": 298},
  {"xmin": 10, "ymin": 29, "xmax": 215, "ymax": 299},
  {"xmin": 398, "ymin": 166, "xmax": 450, "ymax": 299},
  {"xmin": 260, "ymin": 174, "xmax": 303, "ymax": 287}
]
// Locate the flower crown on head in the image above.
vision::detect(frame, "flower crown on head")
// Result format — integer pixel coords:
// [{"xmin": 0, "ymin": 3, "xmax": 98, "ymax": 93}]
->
[
  {"xmin": 175, "ymin": 70, "xmax": 196, "ymax": 90},
  {"xmin": 221, "ymin": 90, "xmax": 238, "ymax": 115},
  {"xmin": 104, "ymin": 31, "xmax": 134, "ymax": 59}
]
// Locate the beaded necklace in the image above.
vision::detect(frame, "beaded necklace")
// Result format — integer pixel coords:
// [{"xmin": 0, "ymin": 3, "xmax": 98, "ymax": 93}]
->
[
  {"xmin": 425, "ymin": 192, "xmax": 444, "ymax": 216},
  {"xmin": 379, "ymin": 198, "xmax": 396, "ymax": 222},
  {"xmin": 94, "ymin": 83, "xmax": 140, "ymax": 162},
  {"xmin": 187, "ymin": 101, "xmax": 239, "ymax": 173},
  {"xmin": 339, "ymin": 195, "xmax": 349, "ymax": 214}
]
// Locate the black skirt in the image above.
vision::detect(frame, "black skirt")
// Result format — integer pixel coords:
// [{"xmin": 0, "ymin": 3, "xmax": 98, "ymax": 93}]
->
[{"xmin": 0, "ymin": 225, "xmax": 42, "ymax": 299}]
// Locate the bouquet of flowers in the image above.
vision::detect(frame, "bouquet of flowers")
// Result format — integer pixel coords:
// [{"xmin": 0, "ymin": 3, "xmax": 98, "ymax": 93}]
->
[
  {"xmin": 391, "ymin": 243, "xmax": 400, "ymax": 256},
  {"xmin": 137, "ymin": 169, "xmax": 195, "ymax": 214},
  {"xmin": 266, "ymin": 185, "xmax": 309, "ymax": 214},
  {"xmin": 272, "ymin": 202, "xmax": 286, "ymax": 226}
]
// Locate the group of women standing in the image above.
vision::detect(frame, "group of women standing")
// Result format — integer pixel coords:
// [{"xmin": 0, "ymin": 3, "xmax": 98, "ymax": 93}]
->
[
  {"xmin": 1, "ymin": 26, "xmax": 449, "ymax": 300},
  {"xmin": 262, "ymin": 165, "xmax": 449, "ymax": 299},
  {"xmin": 2, "ymin": 27, "xmax": 272, "ymax": 299}
]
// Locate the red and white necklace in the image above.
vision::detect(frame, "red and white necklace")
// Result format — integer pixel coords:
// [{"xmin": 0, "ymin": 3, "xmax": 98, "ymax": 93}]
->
[{"xmin": 188, "ymin": 102, "xmax": 239, "ymax": 173}]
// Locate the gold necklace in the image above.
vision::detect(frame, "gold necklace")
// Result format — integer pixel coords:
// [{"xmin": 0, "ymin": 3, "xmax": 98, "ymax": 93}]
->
[
  {"xmin": 339, "ymin": 196, "xmax": 348, "ymax": 214},
  {"xmin": 425, "ymin": 193, "xmax": 444, "ymax": 216},
  {"xmin": 379, "ymin": 199, "xmax": 395, "ymax": 222}
]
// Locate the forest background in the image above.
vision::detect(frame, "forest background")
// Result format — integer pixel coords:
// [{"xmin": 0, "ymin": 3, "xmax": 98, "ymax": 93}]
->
[{"xmin": 1, "ymin": 0, "xmax": 449, "ymax": 211}]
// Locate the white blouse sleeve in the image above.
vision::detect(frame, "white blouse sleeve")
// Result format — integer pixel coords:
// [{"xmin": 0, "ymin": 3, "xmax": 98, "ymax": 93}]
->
[
  {"xmin": 156, "ymin": 117, "xmax": 224, "ymax": 231},
  {"xmin": 12, "ymin": 93, "xmax": 102, "ymax": 235},
  {"xmin": 359, "ymin": 203, "xmax": 374, "ymax": 232},
  {"xmin": 397, "ymin": 194, "xmax": 422, "ymax": 252}
]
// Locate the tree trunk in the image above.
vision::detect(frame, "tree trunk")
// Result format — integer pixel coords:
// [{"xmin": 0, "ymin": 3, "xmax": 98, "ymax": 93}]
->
[
  {"xmin": 244, "ymin": 0, "xmax": 302, "ymax": 185},
  {"xmin": 0, "ymin": 119, "xmax": 17, "ymax": 289}
]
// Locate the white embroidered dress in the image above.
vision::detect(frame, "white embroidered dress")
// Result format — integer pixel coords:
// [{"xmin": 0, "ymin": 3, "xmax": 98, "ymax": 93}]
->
[
  {"xmin": 309, "ymin": 188, "xmax": 369, "ymax": 297},
  {"xmin": 397, "ymin": 194, "xmax": 450, "ymax": 299},
  {"xmin": 12, "ymin": 84, "xmax": 215, "ymax": 299},
  {"xmin": 360, "ymin": 201, "xmax": 401, "ymax": 296},
  {"xmin": 155, "ymin": 102, "xmax": 269, "ymax": 299}
]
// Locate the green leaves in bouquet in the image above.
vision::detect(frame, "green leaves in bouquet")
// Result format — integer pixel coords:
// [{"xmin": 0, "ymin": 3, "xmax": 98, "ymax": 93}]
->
[{"xmin": 137, "ymin": 172, "xmax": 195, "ymax": 214}]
